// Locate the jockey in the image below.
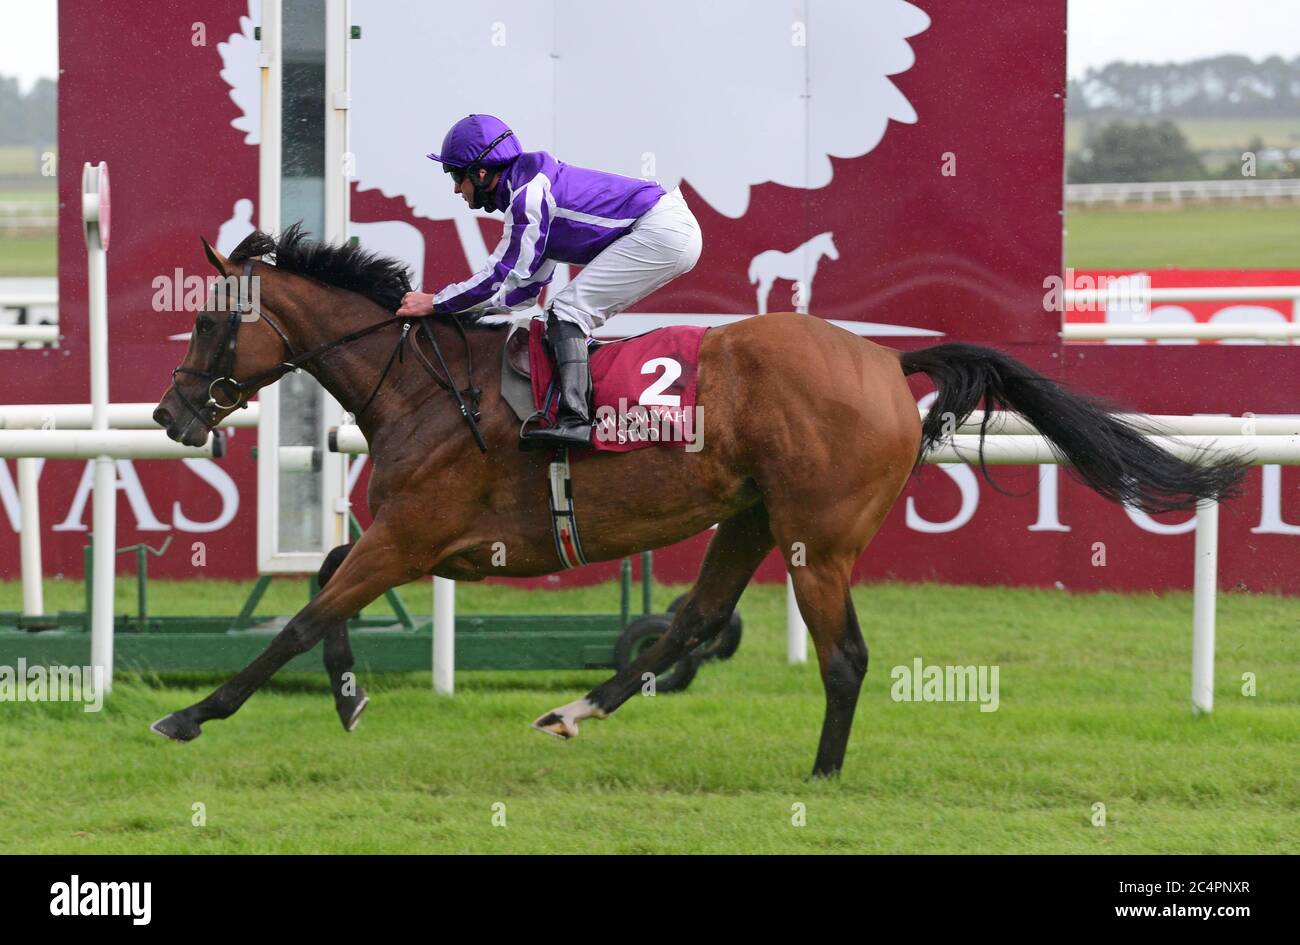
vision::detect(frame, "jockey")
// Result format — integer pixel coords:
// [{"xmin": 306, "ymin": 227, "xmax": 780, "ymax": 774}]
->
[{"xmin": 397, "ymin": 114, "xmax": 702, "ymax": 448}]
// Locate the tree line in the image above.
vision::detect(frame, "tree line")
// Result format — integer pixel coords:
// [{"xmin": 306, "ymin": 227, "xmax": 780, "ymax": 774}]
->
[
  {"xmin": 0, "ymin": 76, "xmax": 57, "ymax": 148},
  {"xmin": 1068, "ymin": 54, "xmax": 1300, "ymax": 119}
]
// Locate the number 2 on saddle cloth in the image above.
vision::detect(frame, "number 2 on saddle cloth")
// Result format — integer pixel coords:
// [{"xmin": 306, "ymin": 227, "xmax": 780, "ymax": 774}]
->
[{"xmin": 525, "ymin": 320, "xmax": 709, "ymax": 454}]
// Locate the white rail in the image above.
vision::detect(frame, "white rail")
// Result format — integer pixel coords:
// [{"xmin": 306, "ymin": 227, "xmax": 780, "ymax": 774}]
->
[
  {"xmin": 1062, "ymin": 285, "xmax": 1300, "ymax": 342},
  {"xmin": 0, "ymin": 429, "xmax": 222, "ymax": 459},
  {"xmin": 0, "ymin": 402, "xmax": 259, "ymax": 430},
  {"xmin": 0, "ymin": 325, "xmax": 59, "ymax": 343},
  {"xmin": 1063, "ymin": 322, "xmax": 1300, "ymax": 341},
  {"xmin": 926, "ymin": 433, "xmax": 1300, "ymax": 466},
  {"xmin": 0, "ymin": 292, "xmax": 60, "ymax": 345},
  {"xmin": 1066, "ymin": 178, "xmax": 1300, "ymax": 206},
  {"xmin": 943, "ymin": 410, "xmax": 1300, "ymax": 438},
  {"xmin": 0, "ymin": 291, "xmax": 59, "ymax": 307}
]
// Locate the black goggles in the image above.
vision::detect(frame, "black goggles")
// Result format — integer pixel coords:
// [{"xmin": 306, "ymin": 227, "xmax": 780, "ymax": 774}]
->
[{"xmin": 448, "ymin": 165, "xmax": 468, "ymax": 185}]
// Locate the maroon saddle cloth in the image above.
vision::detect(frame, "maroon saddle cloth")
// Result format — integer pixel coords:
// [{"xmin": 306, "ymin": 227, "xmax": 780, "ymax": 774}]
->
[{"xmin": 527, "ymin": 319, "xmax": 708, "ymax": 453}]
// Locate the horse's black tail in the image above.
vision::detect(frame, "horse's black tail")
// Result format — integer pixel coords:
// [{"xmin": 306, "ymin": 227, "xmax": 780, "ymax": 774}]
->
[{"xmin": 899, "ymin": 342, "xmax": 1248, "ymax": 514}]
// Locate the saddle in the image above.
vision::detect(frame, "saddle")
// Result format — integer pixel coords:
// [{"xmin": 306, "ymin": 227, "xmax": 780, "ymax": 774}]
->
[
  {"xmin": 496, "ymin": 318, "xmax": 708, "ymax": 571},
  {"xmin": 500, "ymin": 323, "xmax": 538, "ymax": 422},
  {"xmin": 501, "ymin": 318, "xmax": 708, "ymax": 453},
  {"xmin": 500, "ymin": 321, "xmax": 602, "ymax": 422}
]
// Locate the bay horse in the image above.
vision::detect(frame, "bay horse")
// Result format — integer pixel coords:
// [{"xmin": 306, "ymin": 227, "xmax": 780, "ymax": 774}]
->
[{"xmin": 151, "ymin": 226, "xmax": 1245, "ymax": 777}]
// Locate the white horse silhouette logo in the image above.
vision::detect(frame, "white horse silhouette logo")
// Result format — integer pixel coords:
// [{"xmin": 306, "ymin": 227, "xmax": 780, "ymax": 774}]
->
[{"xmin": 748, "ymin": 232, "xmax": 839, "ymax": 314}]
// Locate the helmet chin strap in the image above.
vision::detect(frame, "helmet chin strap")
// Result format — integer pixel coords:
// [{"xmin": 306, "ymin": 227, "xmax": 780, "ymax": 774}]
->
[{"xmin": 456, "ymin": 128, "xmax": 514, "ymax": 212}]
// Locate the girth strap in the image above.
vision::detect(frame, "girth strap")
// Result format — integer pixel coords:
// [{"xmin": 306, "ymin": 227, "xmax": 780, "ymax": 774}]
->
[{"xmin": 547, "ymin": 447, "xmax": 587, "ymax": 569}]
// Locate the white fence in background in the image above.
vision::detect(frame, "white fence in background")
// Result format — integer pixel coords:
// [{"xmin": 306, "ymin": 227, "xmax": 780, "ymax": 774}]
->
[
  {"xmin": 0, "ymin": 200, "xmax": 58, "ymax": 232},
  {"xmin": 0, "ymin": 288, "xmax": 59, "ymax": 347},
  {"xmin": 1066, "ymin": 178, "xmax": 1300, "ymax": 207},
  {"xmin": 3, "ymin": 402, "xmax": 255, "ymax": 623}
]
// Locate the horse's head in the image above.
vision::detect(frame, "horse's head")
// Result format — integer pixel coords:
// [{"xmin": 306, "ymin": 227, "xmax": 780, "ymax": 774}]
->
[
  {"xmin": 817, "ymin": 232, "xmax": 839, "ymax": 262},
  {"xmin": 154, "ymin": 237, "xmax": 290, "ymax": 446}
]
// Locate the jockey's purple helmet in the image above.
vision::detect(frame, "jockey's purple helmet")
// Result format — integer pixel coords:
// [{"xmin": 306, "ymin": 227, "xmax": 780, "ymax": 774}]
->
[{"xmin": 426, "ymin": 114, "xmax": 521, "ymax": 169}]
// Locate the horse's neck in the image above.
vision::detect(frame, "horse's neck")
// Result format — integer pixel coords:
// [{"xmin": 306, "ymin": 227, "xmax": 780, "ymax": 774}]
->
[
  {"xmin": 261, "ymin": 274, "xmax": 507, "ymax": 445},
  {"xmin": 303, "ymin": 311, "xmax": 504, "ymax": 447}
]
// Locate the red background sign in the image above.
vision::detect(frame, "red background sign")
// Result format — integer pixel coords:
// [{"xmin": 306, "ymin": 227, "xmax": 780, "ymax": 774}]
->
[{"xmin": 2, "ymin": 0, "xmax": 1294, "ymax": 594}]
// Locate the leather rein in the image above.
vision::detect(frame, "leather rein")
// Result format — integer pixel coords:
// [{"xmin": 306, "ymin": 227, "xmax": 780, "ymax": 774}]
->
[{"xmin": 169, "ymin": 258, "xmax": 488, "ymax": 452}]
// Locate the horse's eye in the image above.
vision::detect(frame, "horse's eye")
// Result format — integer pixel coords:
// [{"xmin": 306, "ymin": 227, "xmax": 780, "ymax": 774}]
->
[{"xmin": 196, "ymin": 317, "xmax": 214, "ymax": 335}]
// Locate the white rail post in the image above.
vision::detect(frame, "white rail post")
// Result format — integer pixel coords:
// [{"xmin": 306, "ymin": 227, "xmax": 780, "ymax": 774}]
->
[
  {"xmin": 1191, "ymin": 499, "xmax": 1219, "ymax": 715},
  {"xmin": 786, "ymin": 573, "xmax": 807, "ymax": 664},
  {"xmin": 433, "ymin": 577, "xmax": 455, "ymax": 695},
  {"xmin": 17, "ymin": 457, "xmax": 43, "ymax": 615},
  {"xmin": 83, "ymin": 162, "xmax": 114, "ymax": 691}
]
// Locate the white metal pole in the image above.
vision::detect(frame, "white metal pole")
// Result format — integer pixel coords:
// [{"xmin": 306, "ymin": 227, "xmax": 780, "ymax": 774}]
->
[
  {"xmin": 322, "ymin": 0, "xmax": 351, "ymax": 554},
  {"xmin": 1191, "ymin": 499, "xmax": 1219, "ymax": 715},
  {"xmin": 786, "ymin": 573, "xmax": 807, "ymax": 664},
  {"xmin": 433, "ymin": 577, "xmax": 455, "ymax": 695},
  {"xmin": 84, "ymin": 162, "xmax": 114, "ymax": 691},
  {"xmin": 0, "ymin": 430, "xmax": 220, "ymax": 458},
  {"xmin": 0, "ymin": 402, "xmax": 258, "ymax": 429},
  {"xmin": 17, "ymin": 457, "xmax": 43, "ymax": 616}
]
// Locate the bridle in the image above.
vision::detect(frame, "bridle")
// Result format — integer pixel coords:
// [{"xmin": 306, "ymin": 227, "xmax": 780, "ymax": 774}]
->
[{"xmin": 168, "ymin": 257, "xmax": 488, "ymax": 452}]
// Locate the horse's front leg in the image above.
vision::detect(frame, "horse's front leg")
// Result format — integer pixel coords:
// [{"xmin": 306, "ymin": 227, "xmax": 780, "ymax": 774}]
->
[
  {"xmin": 315, "ymin": 543, "xmax": 369, "ymax": 730},
  {"xmin": 151, "ymin": 524, "xmax": 418, "ymax": 742}
]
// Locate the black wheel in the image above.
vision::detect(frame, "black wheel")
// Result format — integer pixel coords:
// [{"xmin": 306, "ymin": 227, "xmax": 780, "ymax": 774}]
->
[
  {"xmin": 614, "ymin": 614, "xmax": 699, "ymax": 693},
  {"xmin": 667, "ymin": 593, "xmax": 743, "ymax": 662}
]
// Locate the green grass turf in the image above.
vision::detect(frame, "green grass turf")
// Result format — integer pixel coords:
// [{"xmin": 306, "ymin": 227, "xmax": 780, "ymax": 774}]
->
[
  {"xmin": 0, "ymin": 233, "xmax": 56, "ymax": 277},
  {"xmin": 0, "ymin": 146, "xmax": 51, "ymax": 176},
  {"xmin": 1065, "ymin": 204, "xmax": 1300, "ymax": 269},
  {"xmin": 0, "ymin": 188, "xmax": 56, "ymax": 202},
  {"xmin": 0, "ymin": 577, "xmax": 1295, "ymax": 853}
]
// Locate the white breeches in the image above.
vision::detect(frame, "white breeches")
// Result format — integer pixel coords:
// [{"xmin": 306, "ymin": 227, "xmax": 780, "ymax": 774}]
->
[{"xmin": 547, "ymin": 187, "xmax": 702, "ymax": 335}]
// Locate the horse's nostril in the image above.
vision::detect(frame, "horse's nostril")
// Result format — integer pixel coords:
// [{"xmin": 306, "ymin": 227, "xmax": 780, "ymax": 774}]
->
[{"xmin": 153, "ymin": 407, "xmax": 172, "ymax": 429}]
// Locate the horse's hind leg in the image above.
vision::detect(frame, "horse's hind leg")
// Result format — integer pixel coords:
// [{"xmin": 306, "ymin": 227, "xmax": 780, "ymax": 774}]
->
[
  {"xmin": 767, "ymin": 476, "xmax": 903, "ymax": 777},
  {"xmin": 317, "ymin": 543, "xmax": 369, "ymax": 731},
  {"xmin": 533, "ymin": 502, "xmax": 774, "ymax": 739},
  {"xmin": 787, "ymin": 560, "xmax": 867, "ymax": 778}
]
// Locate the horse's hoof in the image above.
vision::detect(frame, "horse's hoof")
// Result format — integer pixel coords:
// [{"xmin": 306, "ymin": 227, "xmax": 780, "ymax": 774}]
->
[
  {"xmin": 531, "ymin": 711, "xmax": 578, "ymax": 740},
  {"xmin": 340, "ymin": 690, "xmax": 369, "ymax": 732},
  {"xmin": 150, "ymin": 713, "xmax": 201, "ymax": 743}
]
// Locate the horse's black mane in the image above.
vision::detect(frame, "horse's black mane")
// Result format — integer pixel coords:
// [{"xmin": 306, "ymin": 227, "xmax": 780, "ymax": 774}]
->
[
  {"xmin": 228, "ymin": 223, "xmax": 512, "ymax": 329},
  {"xmin": 229, "ymin": 223, "xmax": 415, "ymax": 315}
]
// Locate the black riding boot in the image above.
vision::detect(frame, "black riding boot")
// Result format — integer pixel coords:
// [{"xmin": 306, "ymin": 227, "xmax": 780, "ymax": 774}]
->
[{"xmin": 520, "ymin": 316, "xmax": 593, "ymax": 449}]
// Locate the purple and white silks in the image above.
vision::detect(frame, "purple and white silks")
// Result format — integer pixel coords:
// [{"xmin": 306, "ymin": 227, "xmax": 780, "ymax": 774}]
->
[{"xmin": 432, "ymin": 151, "xmax": 666, "ymax": 317}]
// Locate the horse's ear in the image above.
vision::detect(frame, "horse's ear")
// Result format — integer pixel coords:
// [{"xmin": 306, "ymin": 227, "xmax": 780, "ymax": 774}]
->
[{"xmin": 201, "ymin": 236, "xmax": 229, "ymax": 276}]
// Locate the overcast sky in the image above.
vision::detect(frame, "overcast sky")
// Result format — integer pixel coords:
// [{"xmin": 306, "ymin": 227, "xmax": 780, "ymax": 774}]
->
[
  {"xmin": 1066, "ymin": 0, "xmax": 1298, "ymax": 77},
  {"xmin": 1, "ymin": 1, "xmax": 57, "ymax": 92},
  {"xmin": 0, "ymin": 1, "xmax": 1296, "ymax": 91}
]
